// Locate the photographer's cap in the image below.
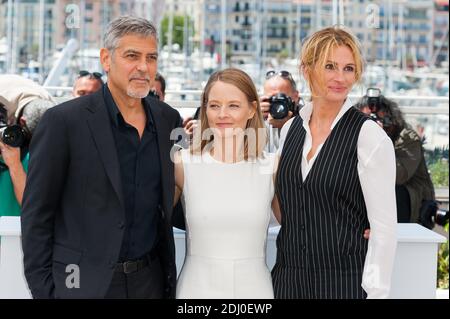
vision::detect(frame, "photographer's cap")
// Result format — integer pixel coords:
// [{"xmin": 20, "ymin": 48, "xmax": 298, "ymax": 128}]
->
[{"xmin": 0, "ymin": 74, "xmax": 55, "ymax": 124}]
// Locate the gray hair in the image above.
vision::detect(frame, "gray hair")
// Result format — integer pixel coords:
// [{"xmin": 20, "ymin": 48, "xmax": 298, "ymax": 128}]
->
[
  {"xmin": 21, "ymin": 99, "xmax": 55, "ymax": 135},
  {"xmin": 103, "ymin": 15, "xmax": 158, "ymax": 54}
]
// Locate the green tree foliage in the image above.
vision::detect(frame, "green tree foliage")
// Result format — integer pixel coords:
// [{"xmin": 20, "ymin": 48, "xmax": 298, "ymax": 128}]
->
[
  {"xmin": 425, "ymin": 145, "xmax": 449, "ymax": 187},
  {"xmin": 425, "ymin": 146, "xmax": 449, "ymax": 289},
  {"xmin": 438, "ymin": 223, "xmax": 449, "ymax": 289},
  {"xmin": 160, "ymin": 15, "xmax": 194, "ymax": 50}
]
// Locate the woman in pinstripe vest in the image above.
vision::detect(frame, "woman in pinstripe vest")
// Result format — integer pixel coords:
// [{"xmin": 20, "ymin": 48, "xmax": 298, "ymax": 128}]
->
[{"xmin": 271, "ymin": 27, "xmax": 398, "ymax": 299}]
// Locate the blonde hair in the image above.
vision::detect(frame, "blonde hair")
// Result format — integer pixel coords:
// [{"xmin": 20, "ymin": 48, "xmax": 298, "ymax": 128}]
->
[
  {"xmin": 191, "ymin": 68, "xmax": 267, "ymax": 160},
  {"xmin": 300, "ymin": 26, "xmax": 365, "ymax": 97}
]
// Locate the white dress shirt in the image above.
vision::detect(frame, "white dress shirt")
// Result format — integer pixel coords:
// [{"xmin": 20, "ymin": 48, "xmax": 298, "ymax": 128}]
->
[
  {"xmin": 277, "ymin": 98, "xmax": 397, "ymax": 299},
  {"xmin": 264, "ymin": 121, "xmax": 281, "ymax": 153}
]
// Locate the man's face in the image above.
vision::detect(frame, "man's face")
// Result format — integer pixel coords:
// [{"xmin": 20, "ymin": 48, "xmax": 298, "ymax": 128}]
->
[
  {"xmin": 100, "ymin": 34, "xmax": 158, "ymax": 99},
  {"xmin": 152, "ymin": 80, "xmax": 165, "ymax": 101},
  {"xmin": 263, "ymin": 76, "xmax": 299, "ymax": 104},
  {"xmin": 72, "ymin": 77, "xmax": 103, "ymax": 97}
]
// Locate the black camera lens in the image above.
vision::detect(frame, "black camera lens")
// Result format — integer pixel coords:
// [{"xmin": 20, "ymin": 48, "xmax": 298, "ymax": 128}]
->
[
  {"xmin": 0, "ymin": 125, "xmax": 26, "ymax": 148},
  {"xmin": 269, "ymin": 93, "xmax": 293, "ymax": 120},
  {"xmin": 270, "ymin": 103, "xmax": 288, "ymax": 119},
  {"xmin": 435, "ymin": 209, "xmax": 449, "ymax": 226}
]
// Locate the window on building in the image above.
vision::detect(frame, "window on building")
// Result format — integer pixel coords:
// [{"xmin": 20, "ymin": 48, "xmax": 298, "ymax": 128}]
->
[{"xmin": 419, "ymin": 34, "xmax": 427, "ymax": 43}]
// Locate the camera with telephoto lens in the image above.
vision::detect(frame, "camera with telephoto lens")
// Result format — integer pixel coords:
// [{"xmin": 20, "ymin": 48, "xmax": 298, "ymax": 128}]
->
[
  {"xmin": 366, "ymin": 88, "xmax": 393, "ymax": 128},
  {"xmin": 0, "ymin": 104, "xmax": 26, "ymax": 148},
  {"xmin": 419, "ymin": 199, "xmax": 449, "ymax": 229},
  {"xmin": 267, "ymin": 93, "xmax": 298, "ymax": 120},
  {"xmin": 148, "ymin": 89, "xmax": 160, "ymax": 101}
]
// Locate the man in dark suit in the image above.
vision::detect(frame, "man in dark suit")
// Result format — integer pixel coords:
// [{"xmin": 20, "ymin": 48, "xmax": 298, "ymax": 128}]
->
[{"xmin": 21, "ymin": 16, "xmax": 181, "ymax": 299}]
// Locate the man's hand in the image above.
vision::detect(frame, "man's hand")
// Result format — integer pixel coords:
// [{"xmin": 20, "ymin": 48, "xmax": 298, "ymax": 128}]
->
[
  {"xmin": 260, "ymin": 95, "xmax": 271, "ymax": 120},
  {"xmin": 182, "ymin": 117, "xmax": 198, "ymax": 136},
  {"xmin": 0, "ymin": 140, "xmax": 26, "ymax": 205},
  {"xmin": 0, "ymin": 140, "xmax": 21, "ymax": 170},
  {"xmin": 363, "ymin": 229, "xmax": 371, "ymax": 240}
]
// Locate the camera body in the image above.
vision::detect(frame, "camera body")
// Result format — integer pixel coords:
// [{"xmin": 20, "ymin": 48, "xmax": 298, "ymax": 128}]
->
[
  {"xmin": 0, "ymin": 104, "xmax": 26, "ymax": 148},
  {"xmin": 366, "ymin": 87, "xmax": 381, "ymax": 112},
  {"xmin": 267, "ymin": 93, "xmax": 298, "ymax": 120},
  {"xmin": 419, "ymin": 199, "xmax": 449, "ymax": 229},
  {"xmin": 365, "ymin": 88, "xmax": 393, "ymax": 129}
]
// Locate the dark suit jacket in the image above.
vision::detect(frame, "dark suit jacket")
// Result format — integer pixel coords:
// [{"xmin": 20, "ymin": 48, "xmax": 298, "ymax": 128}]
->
[{"xmin": 21, "ymin": 89, "xmax": 181, "ymax": 298}]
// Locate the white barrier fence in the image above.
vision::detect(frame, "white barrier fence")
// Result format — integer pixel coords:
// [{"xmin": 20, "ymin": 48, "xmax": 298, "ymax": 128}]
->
[{"xmin": 0, "ymin": 216, "xmax": 446, "ymax": 299}]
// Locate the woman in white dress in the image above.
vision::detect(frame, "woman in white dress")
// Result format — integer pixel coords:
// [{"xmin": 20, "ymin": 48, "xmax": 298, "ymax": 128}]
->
[{"xmin": 173, "ymin": 68, "xmax": 281, "ymax": 299}]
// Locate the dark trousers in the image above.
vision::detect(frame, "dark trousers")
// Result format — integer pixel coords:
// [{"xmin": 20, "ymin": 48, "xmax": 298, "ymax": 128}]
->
[
  {"xmin": 104, "ymin": 256, "xmax": 164, "ymax": 299},
  {"xmin": 396, "ymin": 185, "xmax": 411, "ymax": 223}
]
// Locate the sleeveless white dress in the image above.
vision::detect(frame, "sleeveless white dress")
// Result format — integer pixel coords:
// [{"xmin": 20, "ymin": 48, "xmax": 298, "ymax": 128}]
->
[{"xmin": 176, "ymin": 149, "xmax": 275, "ymax": 299}]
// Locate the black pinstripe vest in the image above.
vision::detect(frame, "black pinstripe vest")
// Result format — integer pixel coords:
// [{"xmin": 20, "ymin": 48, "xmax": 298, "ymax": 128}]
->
[{"xmin": 272, "ymin": 107, "xmax": 370, "ymax": 299}]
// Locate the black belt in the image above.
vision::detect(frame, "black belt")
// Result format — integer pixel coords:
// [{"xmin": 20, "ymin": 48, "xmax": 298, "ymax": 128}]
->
[{"xmin": 115, "ymin": 249, "xmax": 158, "ymax": 274}]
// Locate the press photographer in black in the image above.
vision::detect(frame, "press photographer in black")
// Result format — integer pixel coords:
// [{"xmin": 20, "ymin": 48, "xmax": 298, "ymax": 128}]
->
[
  {"xmin": 260, "ymin": 70, "xmax": 302, "ymax": 152},
  {"xmin": 356, "ymin": 89, "xmax": 448, "ymax": 228},
  {"xmin": 148, "ymin": 72, "xmax": 166, "ymax": 102}
]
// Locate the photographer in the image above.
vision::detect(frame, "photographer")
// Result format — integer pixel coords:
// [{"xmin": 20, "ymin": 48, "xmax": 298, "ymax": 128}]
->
[
  {"xmin": 261, "ymin": 70, "xmax": 301, "ymax": 152},
  {"xmin": 149, "ymin": 72, "xmax": 166, "ymax": 102},
  {"xmin": 72, "ymin": 70, "xmax": 104, "ymax": 98},
  {"xmin": 0, "ymin": 75, "xmax": 55, "ymax": 216},
  {"xmin": 356, "ymin": 89, "xmax": 440, "ymax": 227}
]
